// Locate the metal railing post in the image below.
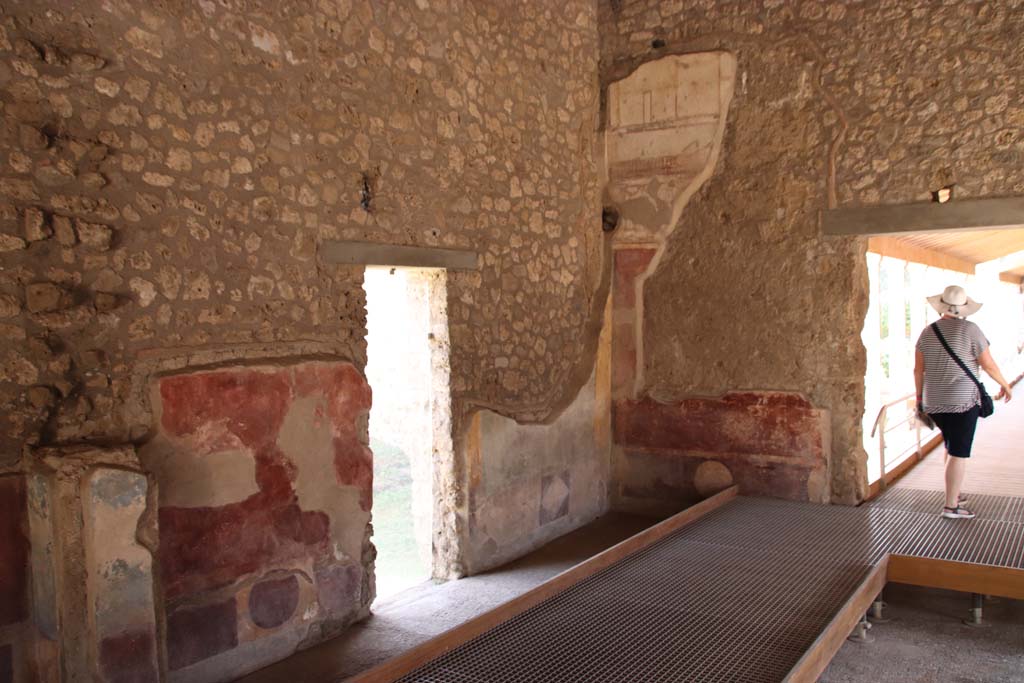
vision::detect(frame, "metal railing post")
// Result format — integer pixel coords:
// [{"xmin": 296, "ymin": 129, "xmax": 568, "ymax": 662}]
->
[
  {"xmin": 878, "ymin": 407, "xmax": 887, "ymax": 490},
  {"xmin": 914, "ymin": 413, "xmax": 922, "ymax": 462},
  {"xmin": 870, "ymin": 392, "xmax": 924, "ymax": 490}
]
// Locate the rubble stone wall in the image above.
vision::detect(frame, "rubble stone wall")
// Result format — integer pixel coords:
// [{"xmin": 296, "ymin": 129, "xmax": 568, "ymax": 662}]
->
[
  {"xmin": 0, "ymin": 0, "xmax": 602, "ymax": 457},
  {"xmin": 0, "ymin": 1, "xmax": 604, "ymax": 680},
  {"xmin": 601, "ymin": 0, "xmax": 1024, "ymax": 504}
]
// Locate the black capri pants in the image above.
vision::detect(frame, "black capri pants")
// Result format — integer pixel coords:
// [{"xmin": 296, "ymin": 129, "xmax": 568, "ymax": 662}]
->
[{"xmin": 929, "ymin": 405, "xmax": 981, "ymax": 458}]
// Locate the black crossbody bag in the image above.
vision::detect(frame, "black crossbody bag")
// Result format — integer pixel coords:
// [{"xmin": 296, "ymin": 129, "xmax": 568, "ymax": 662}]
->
[{"xmin": 930, "ymin": 322, "xmax": 994, "ymax": 418}]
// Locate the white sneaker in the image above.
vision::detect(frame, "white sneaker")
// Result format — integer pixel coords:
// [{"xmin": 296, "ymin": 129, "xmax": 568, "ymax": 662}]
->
[{"xmin": 942, "ymin": 506, "xmax": 975, "ymax": 519}]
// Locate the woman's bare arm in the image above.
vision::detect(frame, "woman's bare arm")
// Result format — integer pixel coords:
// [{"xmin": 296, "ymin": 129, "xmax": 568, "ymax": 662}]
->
[{"xmin": 978, "ymin": 348, "xmax": 1013, "ymax": 402}]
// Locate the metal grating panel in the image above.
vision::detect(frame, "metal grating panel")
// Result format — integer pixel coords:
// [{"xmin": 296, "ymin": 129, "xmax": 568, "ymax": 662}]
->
[
  {"xmin": 870, "ymin": 487, "xmax": 1024, "ymax": 524},
  {"xmin": 385, "ymin": 491, "xmax": 1024, "ymax": 683},
  {"xmin": 395, "ymin": 500, "xmax": 872, "ymax": 683},
  {"xmin": 870, "ymin": 487, "xmax": 1024, "ymax": 567}
]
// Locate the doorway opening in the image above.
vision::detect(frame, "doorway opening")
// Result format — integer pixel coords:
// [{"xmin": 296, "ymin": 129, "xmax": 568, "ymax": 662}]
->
[
  {"xmin": 363, "ymin": 266, "xmax": 452, "ymax": 602},
  {"xmin": 861, "ymin": 248, "xmax": 1024, "ymax": 490}
]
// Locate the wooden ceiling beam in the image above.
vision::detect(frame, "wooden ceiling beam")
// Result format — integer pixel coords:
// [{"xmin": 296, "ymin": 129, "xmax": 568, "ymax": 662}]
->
[
  {"xmin": 868, "ymin": 236, "xmax": 975, "ymax": 274},
  {"xmin": 999, "ymin": 271, "xmax": 1024, "ymax": 286}
]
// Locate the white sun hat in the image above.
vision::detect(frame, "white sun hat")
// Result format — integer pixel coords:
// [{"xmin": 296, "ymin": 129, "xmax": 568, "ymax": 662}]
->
[{"xmin": 927, "ymin": 285, "xmax": 982, "ymax": 318}]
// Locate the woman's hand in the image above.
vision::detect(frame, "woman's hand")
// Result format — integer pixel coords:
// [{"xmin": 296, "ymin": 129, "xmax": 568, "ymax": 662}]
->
[{"xmin": 979, "ymin": 349, "xmax": 1012, "ymax": 401}]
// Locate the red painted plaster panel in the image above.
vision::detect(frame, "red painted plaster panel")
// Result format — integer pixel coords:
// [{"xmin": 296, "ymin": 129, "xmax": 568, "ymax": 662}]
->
[
  {"xmin": 0, "ymin": 476, "xmax": 28, "ymax": 627},
  {"xmin": 612, "ymin": 248, "xmax": 656, "ymax": 309},
  {"xmin": 160, "ymin": 370, "xmax": 292, "ymax": 449},
  {"xmin": 614, "ymin": 392, "xmax": 826, "ymax": 462},
  {"xmin": 333, "ymin": 437, "xmax": 373, "ymax": 511},
  {"xmin": 315, "ymin": 564, "xmax": 362, "ymax": 617},
  {"xmin": 248, "ymin": 575, "xmax": 299, "ymax": 629},
  {"xmin": 0, "ymin": 644, "xmax": 11, "ymax": 683},
  {"xmin": 99, "ymin": 630, "xmax": 159, "ymax": 683},
  {"xmin": 154, "ymin": 362, "xmax": 371, "ymax": 600},
  {"xmin": 296, "ymin": 362, "xmax": 374, "ymax": 509},
  {"xmin": 614, "ymin": 248, "xmax": 657, "ymax": 279},
  {"xmin": 611, "ymin": 322, "xmax": 637, "ymax": 393},
  {"xmin": 166, "ymin": 599, "xmax": 238, "ymax": 671},
  {"xmin": 620, "ymin": 449, "xmax": 817, "ymax": 502},
  {"xmin": 614, "ymin": 392, "xmax": 828, "ymax": 502},
  {"xmin": 159, "ymin": 496, "xmax": 329, "ymax": 600}
]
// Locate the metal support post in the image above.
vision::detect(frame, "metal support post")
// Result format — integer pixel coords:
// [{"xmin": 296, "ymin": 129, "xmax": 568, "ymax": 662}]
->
[
  {"xmin": 848, "ymin": 612, "xmax": 874, "ymax": 643},
  {"xmin": 869, "ymin": 592, "xmax": 890, "ymax": 623},
  {"xmin": 962, "ymin": 592, "xmax": 989, "ymax": 628}
]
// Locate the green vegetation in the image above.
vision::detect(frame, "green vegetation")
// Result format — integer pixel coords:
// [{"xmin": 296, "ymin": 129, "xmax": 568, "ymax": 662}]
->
[{"xmin": 371, "ymin": 438, "xmax": 430, "ymax": 601}]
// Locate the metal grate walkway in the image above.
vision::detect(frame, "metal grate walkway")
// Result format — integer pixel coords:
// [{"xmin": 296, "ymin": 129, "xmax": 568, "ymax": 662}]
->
[
  {"xmin": 355, "ymin": 488, "xmax": 1024, "ymax": 683},
  {"xmin": 891, "ymin": 389, "xmax": 1024, "ymax": 497}
]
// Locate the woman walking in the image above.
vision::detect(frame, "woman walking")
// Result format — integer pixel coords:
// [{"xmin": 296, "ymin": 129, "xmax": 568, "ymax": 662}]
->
[{"xmin": 914, "ymin": 285, "xmax": 1013, "ymax": 519}]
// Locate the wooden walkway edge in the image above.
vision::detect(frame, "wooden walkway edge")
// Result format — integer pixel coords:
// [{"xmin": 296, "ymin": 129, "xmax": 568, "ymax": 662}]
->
[
  {"xmin": 349, "ymin": 486, "xmax": 739, "ymax": 683},
  {"xmin": 346, "ymin": 393, "xmax": 1023, "ymax": 683}
]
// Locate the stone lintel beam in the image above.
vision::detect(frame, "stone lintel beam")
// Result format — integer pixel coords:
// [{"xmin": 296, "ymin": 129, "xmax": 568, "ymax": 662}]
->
[
  {"xmin": 320, "ymin": 240, "xmax": 479, "ymax": 270},
  {"xmin": 823, "ymin": 197, "xmax": 1024, "ymax": 236}
]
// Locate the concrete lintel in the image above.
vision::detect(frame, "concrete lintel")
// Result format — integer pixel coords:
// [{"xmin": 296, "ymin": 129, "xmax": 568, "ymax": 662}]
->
[
  {"xmin": 320, "ymin": 240, "xmax": 479, "ymax": 270},
  {"xmin": 823, "ymin": 197, "xmax": 1024, "ymax": 236}
]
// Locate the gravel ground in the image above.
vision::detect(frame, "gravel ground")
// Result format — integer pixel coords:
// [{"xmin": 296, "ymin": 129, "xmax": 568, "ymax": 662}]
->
[{"xmin": 822, "ymin": 584, "xmax": 1024, "ymax": 683}]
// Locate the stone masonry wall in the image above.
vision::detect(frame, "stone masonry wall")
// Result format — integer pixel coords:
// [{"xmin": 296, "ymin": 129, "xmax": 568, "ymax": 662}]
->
[
  {"xmin": 0, "ymin": 1, "xmax": 604, "ymax": 680},
  {"xmin": 0, "ymin": 0, "xmax": 602, "ymax": 458},
  {"xmin": 601, "ymin": 0, "xmax": 1024, "ymax": 504}
]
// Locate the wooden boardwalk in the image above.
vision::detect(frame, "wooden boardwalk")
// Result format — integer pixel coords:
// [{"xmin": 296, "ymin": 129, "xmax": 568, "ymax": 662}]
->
[
  {"xmin": 348, "ymin": 399, "xmax": 1024, "ymax": 683},
  {"xmin": 894, "ymin": 394, "xmax": 1024, "ymax": 497}
]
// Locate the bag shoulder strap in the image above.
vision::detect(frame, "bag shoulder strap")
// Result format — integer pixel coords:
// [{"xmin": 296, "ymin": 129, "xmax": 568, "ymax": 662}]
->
[{"xmin": 930, "ymin": 322, "xmax": 986, "ymax": 393}]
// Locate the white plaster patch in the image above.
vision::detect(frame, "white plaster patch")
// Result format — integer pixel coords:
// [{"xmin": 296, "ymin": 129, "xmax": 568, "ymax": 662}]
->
[
  {"xmin": 276, "ymin": 394, "xmax": 368, "ymax": 564},
  {"xmin": 605, "ymin": 51, "xmax": 736, "ymax": 244},
  {"xmin": 332, "ymin": 542, "xmax": 351, "ymax": 562},
  {"xmin": 139, "ymin": 428, "xmax": 259, "ymax": 508}
]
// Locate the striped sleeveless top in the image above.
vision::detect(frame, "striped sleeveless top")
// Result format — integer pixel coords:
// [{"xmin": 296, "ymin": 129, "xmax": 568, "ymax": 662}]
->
[{"xmin": 915, "ymin": 317, "xmax": 990, "ymax": 414}]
